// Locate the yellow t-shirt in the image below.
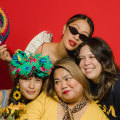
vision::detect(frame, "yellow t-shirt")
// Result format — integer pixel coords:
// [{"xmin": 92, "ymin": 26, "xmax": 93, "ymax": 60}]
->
[{"xmin": 18, "ymin": 92, "xmax": 109, "ymax": 120}]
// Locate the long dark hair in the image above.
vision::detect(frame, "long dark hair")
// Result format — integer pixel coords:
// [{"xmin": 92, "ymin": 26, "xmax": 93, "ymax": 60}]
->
[
  {"xmin": 8, "ymin": 76, "xmax": 24, "ymax": 105},
  {"xmin": 75, "ymin": 37, "xmax": 120, "ymax": 99},
  {"xmin": 66, "ymin": 14, "xmax": 94, "ymax": 58}
]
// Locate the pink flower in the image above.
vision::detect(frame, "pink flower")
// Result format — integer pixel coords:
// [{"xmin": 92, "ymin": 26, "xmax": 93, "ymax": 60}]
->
[
  {"xmin": 16, "ymin": 68, "xmax": 21, "ymax": 73},
  {"xmin": 40, "ymin": 66, "xmax": 47, "ymax": 72},
  {"xmin": 30, "ymin": 58, "xmax": 37, "ymax": 63}
]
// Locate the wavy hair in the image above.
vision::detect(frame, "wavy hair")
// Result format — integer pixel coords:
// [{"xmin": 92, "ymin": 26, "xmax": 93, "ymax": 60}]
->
[{"xmin": 75, "ymin": 37, "xmax": 120, "ymax": 99}]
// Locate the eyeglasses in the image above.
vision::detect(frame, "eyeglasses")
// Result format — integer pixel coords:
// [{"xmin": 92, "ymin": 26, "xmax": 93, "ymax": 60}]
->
[{"xmin": 68, "ymin": 26, "xmax": 89, "ymax": 42}]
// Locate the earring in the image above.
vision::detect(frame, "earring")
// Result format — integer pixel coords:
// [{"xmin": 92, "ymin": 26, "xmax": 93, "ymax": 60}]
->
[
  {"xmin": 16, "ymin": 83, "xmax": 19, "ymax": 89},
  {"xmin": 13, "ymin": 83, "xmax": 21, "ymax": 101}
]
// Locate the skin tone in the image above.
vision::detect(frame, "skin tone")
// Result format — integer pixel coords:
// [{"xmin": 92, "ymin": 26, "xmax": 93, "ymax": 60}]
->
[
  {"xmin": 0, "ymin": 19, "xmax": 91, "ymax": 65},
  {"xmin": 0, "ymin": 19, "xmax": 91, "ymax": 82},
  {"xmin": 0, "ymin": 76, "xmax": 42, "ymax": 106},
  {"xmin": 54, "ymin": 68, "xmax": 84, "ymax": 106},
  {"xmin": 54, "ymin": 68, "xmax": 89, "ymax": 120},
  {"xmin": 19, "ymin": 76, "xmax": 42, "ymax": 100},
  {"xmin": 35, "ymin": 19, "xmax": 91, "ymax": 65},
  {"xmin": 0, "ymin": 43, "xmax": 12, "ymax": 62},
  {"xmin": 79, "ymin": 45, "xmax": 102, "ymax": 84},
  {"xmin": 61, "ymin": 19, "xmax": 91, "ymax": 52}
]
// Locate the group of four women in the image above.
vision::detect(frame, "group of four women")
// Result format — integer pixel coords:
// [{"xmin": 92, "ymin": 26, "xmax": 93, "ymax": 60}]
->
[{"xmin": 0, "ymin": 14, "xmax": 120, "ymax": 120}]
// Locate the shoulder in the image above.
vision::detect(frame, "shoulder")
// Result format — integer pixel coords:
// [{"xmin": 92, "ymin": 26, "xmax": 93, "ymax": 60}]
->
[
  {"xmin": 83, "ymin": 101, "xmax": 108, "ymax": 120},
  {"xmin": 25, "ymin": 31, "xmax": 53, "ymax": 55},
  {"xmin": 33, "ymin": 91, "xmax": 57, "ymax": 105},
  {"xmin": 0, "ymin": 89, "xmax": 11, "ymax": 105},
  {"xmin": 19, "ymin": 91, "xmax": 58, "ymax": 120},
  {"xmin": 112, "ymin": 75, "xmax": 120, "ymax": 93},
  {"xmin": 88, "ymin": 101, "xmax": 107, "ymax": 115},
  {"xmin": 89, "ymin": 101, "xmax": 103, "ymax": 112},
  {"xmin": 27, "ymin": 91, "xmax": 57, "ymax": 108}
]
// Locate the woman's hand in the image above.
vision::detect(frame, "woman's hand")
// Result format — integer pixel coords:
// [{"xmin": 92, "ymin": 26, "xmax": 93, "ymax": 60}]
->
[{"xmin": 0, "ymin": 43, "xmax": 12, "ymax": 62}]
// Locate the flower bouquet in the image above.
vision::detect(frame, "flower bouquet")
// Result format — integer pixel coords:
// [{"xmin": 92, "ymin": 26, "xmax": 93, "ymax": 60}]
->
[{"xmin": 0, "ymin": 102, "xmax": 26, "ymax": 120}]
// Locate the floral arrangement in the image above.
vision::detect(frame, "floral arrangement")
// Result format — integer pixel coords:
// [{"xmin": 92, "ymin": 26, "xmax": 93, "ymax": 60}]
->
[{"xmin": 0, "ymin": 102, "xmax": 26, "ymax": 120}]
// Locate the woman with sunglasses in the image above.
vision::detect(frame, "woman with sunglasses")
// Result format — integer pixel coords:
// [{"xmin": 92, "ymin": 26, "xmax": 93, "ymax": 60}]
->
[
  {"xmin": 0, "ymin": 14, "xmax": 94, "ymax": 67},
  {"xmin": 18, "ymin": 57, "xmax": 108, "ymax": 120},
  {"xmin": 76, "ymin": 37, "xmax": 120, "ymax": 120}
]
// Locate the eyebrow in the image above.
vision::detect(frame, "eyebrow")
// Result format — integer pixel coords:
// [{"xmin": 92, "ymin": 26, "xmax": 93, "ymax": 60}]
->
[{"xmin": 54, "ymin": 74, "xmax": 71, "ymax": 80}]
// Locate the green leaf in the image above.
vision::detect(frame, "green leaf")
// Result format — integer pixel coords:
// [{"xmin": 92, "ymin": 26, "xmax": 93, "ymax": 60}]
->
[{"xmin": 6, "ymin": 115, "xmax": 15, "ymax": 120}]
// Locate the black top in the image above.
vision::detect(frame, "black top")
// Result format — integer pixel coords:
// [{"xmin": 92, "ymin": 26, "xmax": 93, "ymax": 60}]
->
[{"xmin": 97, "ymin": 76, "xmax": 120, "ymax": 120}]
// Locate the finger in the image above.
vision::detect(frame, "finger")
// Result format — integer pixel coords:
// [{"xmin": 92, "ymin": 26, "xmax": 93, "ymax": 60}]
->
[
  {"xmin": 0, "ymin": 47, "xmax": 7, "ymax": 54},
  {"xmin": 0, "ymin": 48, "xmax": 8, "ymax": 58},
  {"xmin": 2, "ymin": 51, "xmax": 12, "ymax": 61},
  {"xmin": 0, "ymin": 44, "xmax": 7, "ymax": 50}
]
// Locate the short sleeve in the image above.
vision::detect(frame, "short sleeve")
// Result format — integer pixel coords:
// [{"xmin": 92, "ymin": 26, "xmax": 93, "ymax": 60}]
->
[{"xmin": 25, "ymin": 31, "xmax": 53, "ymax": 55}]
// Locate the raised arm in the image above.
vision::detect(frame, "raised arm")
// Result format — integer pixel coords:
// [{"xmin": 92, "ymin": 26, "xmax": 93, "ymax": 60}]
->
[{"xmin": 0, "ymin": 43, "xmax": 14, "ymax": 80}]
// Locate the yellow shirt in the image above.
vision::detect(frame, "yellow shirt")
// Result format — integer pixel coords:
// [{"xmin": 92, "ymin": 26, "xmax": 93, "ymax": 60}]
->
[{"xmin": 18, "ymin": 92, "xmax": 109, "ymax": 120}]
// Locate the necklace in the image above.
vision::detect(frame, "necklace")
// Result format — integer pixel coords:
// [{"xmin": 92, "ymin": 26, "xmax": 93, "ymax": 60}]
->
[{"xmin": 59, "ymin": 98, "xmax": 87, "ymax": 120}]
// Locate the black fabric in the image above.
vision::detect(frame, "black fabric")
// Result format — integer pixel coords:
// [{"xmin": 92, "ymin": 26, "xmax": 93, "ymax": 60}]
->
[
  {"xmin": 88, "ymin": 79, "xmax": 99, "ymax": 96},
  {"xmin": 97, "ymin": 75, "xmax": 120, "ymax": 120}
]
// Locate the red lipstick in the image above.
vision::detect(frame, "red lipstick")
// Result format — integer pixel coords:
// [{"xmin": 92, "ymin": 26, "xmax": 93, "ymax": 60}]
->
[
  {"xmin": 69, "ymin": 40, "xmax": 76, "ymax": 47},
  {"xmin": 63, "ymin": 90, "xmax": 70, "ymax": 94}
]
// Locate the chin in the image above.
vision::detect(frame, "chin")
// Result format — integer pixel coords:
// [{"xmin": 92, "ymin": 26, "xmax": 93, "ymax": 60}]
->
[
  {"xmin": 26, "ymin": 96, "xmax": 36, "ymax": 100},
  {"xmin": 62, "ymin": 97, "xmax": 74, "ymax": 103}
]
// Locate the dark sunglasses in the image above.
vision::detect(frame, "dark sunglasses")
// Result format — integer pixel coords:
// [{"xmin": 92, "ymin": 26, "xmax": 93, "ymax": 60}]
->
[{"xmin": 68, "ymin": 26, "xmax": 89, "ymax": 42}]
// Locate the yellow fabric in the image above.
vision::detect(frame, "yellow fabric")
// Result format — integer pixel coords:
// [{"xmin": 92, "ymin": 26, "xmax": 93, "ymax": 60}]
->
[
  {"xmin": 18, "ymin": 92, "xmax": 109, "ymax": 120},
  {"xmin": 80, "ymin": 101, "xmax": 109, "ymax": 120}
]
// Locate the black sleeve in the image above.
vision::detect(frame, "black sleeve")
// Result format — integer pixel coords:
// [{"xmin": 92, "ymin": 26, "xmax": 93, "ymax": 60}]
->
[{"xmin": 112, "ymin": 76, "xmax": 120, "ymax": 115}]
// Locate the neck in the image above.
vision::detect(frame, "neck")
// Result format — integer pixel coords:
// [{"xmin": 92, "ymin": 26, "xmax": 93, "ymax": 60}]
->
[
  {"xmin": 22, "ymin": 97, "xmax": 31, "ymax": 105},
  {"xmin": 55, "ymin": 41, "xmax": 69, "ymax": 59},
  {"xmin": 68, "ymin": 97, "xmax": 87, "ymax": 109}
]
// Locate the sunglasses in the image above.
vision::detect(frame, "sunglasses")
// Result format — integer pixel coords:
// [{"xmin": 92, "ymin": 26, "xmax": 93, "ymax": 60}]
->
[{"xmin": 68, "ymin": 26, "xmax": 89, "ymax": 42}]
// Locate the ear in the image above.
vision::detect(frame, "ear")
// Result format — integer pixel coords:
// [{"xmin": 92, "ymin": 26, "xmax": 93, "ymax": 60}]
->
[{"xmin": 63, "ymin": 24, "xmax": 67, "ymax": 34}]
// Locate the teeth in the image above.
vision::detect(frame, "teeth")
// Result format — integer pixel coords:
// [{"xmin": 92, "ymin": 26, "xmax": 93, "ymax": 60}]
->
[{"xmin": 85, "ymin": 68, "xmax": 93, "ymax": 72}]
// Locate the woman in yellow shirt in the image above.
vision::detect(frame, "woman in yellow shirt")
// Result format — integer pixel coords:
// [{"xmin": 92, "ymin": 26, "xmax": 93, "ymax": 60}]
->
[{"xmin": 19, "ymin": 57, "xmax": 108, "ymax": 120}]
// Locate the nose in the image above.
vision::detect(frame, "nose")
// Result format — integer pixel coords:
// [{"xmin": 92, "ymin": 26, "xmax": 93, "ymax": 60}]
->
[
  {"xmin": 84, "ymin": 58, "xmax": 91, "ymax": 65},
  {"xmin": 29, "ymin": 78, "xmax": 35, "ymax": 89},
  {"xmin": 61, "ymin": 81, "xmax": 67, "ymax": 89},
  {"xmin": 73, "ymin": 34, "xmax": 79, "ymax": 41}
]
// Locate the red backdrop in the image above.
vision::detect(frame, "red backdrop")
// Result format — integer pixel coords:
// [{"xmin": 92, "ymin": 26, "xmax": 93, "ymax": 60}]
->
[{"xmin": 0, "ymin": 0, "xmax": 120, "ymax": 89}]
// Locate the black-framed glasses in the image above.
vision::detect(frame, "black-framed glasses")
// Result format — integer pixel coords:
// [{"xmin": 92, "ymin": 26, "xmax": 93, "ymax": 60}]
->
[{"xmin": 68, "ymin": 26, "xmax": 89, "ymax": 42}]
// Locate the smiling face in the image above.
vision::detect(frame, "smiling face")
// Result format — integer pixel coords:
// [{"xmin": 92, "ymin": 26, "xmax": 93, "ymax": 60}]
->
[
  {"xmin": 62, "ymin": 19, "xmax": 91, "ymax": 51},
  {"xmin": 79, "ymin": 45, "xmax": 102, "ymax": 84},
  {"xmin": 19, "ymin": 76, "xmax": 42, "ymax": 100},
  {"xmin": 54, "ymin": 68, "xmax": 84, "ymax": 103}
]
